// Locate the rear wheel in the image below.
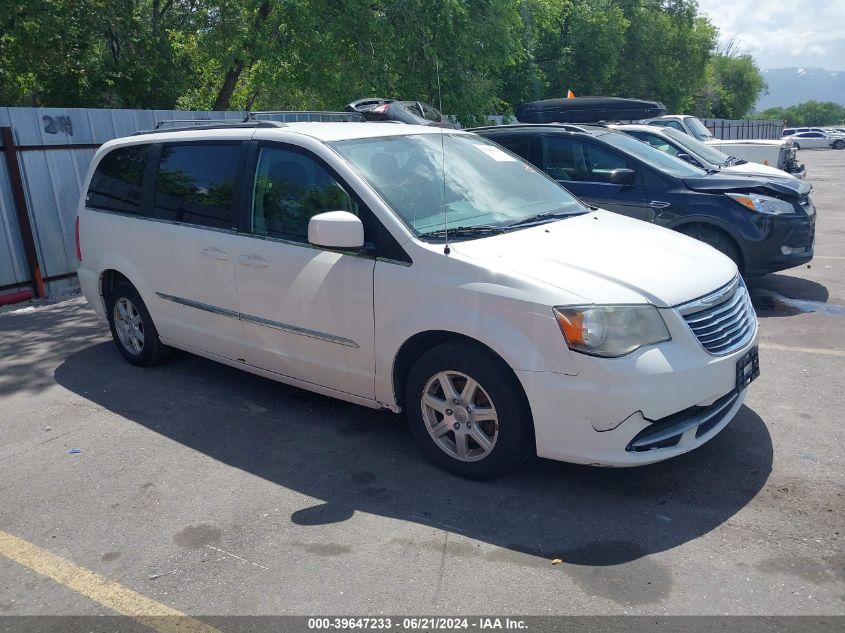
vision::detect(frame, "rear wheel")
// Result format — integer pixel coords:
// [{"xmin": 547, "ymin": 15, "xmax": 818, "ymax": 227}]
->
[
  {"xmin": 107, "ymin": 281, "xmax": 171, "ymax": 367},
  {"xmin": 833, "ymin": 139, "xmax": 845, "ymax": 150},
  {"xmin": 793, "ymin": 142, "xmax": 801, "ymax": 150},
  {"xmin": 678, "ymin": 225, "xmax": 743, "ymax": 271},
  {"xmin": 405, "ymin": 342, "xmax": 533, "ymax": 480}
]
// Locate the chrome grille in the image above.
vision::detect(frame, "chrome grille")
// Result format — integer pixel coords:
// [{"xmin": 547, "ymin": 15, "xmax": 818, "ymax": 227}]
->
[{"xmin": 679, "ymin": 277, "xmax": 757, "ymax": 355}]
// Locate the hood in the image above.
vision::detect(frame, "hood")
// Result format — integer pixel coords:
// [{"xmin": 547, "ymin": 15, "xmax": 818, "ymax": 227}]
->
[
  {"xmin": 683, "ymin": 172, "xmax": 803, "ymax": 198},
  {"xmin": 721, "ymin": 164, "xmax": 811, "ymax": 195},
  {"xmin": 450, "ymin": 210, "xmax": 737, "ymax": 308}
]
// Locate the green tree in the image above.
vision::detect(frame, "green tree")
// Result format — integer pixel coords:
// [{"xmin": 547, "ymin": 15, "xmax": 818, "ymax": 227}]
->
[
  {"xmin": 755, "ymin": 101, "xmax": 845, "ymax": 126},
  {"xmin": 692, "ymin": 53, "xmax": 766, "ymax": 118}
]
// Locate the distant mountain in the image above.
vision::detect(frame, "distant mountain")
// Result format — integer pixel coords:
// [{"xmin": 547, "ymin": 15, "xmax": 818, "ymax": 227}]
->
[{"xmin": 756, "ymin": 67, "xmax": 845, "ymax": 111}]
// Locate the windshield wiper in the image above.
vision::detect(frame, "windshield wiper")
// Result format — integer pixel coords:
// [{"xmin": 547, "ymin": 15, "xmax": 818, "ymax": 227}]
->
[
  {"xmin": 418, "ymin": 225, "xmax": 505, "ymax": 239},
  {"xmin": 506, "ymin": 210, "xmax": 582, "ymax": 228}
]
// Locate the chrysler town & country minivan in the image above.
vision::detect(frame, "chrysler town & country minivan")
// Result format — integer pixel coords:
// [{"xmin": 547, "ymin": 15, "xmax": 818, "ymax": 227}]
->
[{"xmin": 76, "ymin": 121, "xmax": 759, "ymax": 479}]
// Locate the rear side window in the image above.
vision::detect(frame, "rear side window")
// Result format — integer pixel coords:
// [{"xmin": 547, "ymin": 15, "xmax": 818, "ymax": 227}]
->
[
  {"xmin": 154, "ymin": 144, "xmax": 241, "ymax": 229},
  {"xmin": 87, "ymin": 144, "xmax": 151, "ymax": 215}
]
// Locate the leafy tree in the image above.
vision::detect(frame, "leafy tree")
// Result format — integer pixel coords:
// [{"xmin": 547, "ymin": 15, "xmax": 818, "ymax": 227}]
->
[
  {"xmin": 692, "ymin": 52, "xmax": 767, "ymax": 119},
  {"xmin": 755, "ymin": 101, "xmax": 845, "ymax": 126},
  {"xmin": 0, "ymin": 0, "xmax": 768, "ymax": 124}
]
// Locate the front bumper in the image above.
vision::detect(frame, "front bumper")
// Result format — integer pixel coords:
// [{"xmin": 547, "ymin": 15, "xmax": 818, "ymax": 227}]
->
[
  {"xmin": 517, "ymin": 308, "xmax": 758, "ymax": 467},
  {"xmin": 744, "ymin": 203, "xmax": 815, "ymax": 276}
]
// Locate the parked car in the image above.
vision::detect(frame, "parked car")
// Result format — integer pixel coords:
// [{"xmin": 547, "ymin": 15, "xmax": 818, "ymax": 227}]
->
[
  {"xmin": 345, "ymin": 98, "xmax": 458, "ymax": 128},
  {"xmin": 644, "ymin": 115, "xmax": 805, "ymax": 178},
  {"xmin": 783, "ymin": 127, "xmax": 845, "ymax": 139},
  {"xmin": 783, "ymin": 130, "xmax": 844, "ymax": 150},
  {"xmin": 613, "ymin": 124, "xmax": 807, "ymax": 184},
  {"xmin": 473, "ymin": 123, "xmax": 815, "ymax": 276},
  {"xmin": 76, "ymin": 119, "xmax": 759, "ymax": 479}
]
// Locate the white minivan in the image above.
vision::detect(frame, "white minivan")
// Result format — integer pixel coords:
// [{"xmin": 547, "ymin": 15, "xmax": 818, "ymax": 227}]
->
[{"xmin": 76, "ymin": 120, "xmax": 760, "ymax": 479}]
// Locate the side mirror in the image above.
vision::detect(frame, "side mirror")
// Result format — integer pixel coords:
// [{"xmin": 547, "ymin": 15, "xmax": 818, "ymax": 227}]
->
[
  {"xmin": 677, "ymin": 152, "xmax": 693, "ymax": 163},
  {"xmin": 308, "ymin": 211, "xmax": 364, "ymax": 250},
  {"xmin": 608, "ymin": 168, "xmax": 636, "ymax": 186}
]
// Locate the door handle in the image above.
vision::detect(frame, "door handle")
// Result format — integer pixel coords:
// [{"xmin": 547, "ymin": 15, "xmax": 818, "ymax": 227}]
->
[
  {"xmin": 238, "ymin": 254, "xmax": 269, "ymax": 268},
  {"xmin": 649, "ymin": 201, "xmax": 671, "ymax": 209},
  {"xmin": 202, "ymin": 247, "xmax": 229, "ymax": 260}
]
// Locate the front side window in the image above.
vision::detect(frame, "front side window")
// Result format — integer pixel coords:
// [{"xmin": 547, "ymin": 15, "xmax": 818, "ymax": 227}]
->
[
  {"xmin": 250, "ymin": 146, "xmax": 357, "ymax": 243},
  {"xmin": 329, "ymin": 133, "xmax": 586, "ymax": 237},
  {"xmin": 154, "ymin": 144, "xmax": 240, "ymax": 229},
  {"xmin": 659, "ymin": 126, "xmax": 729, "ymax": 165},
  {"xmin": 87, "ymin": 144, "xmax": 151, "ymax": 215},
  {"xmin": 542, "ymin": 137, "xmax": 630, "ymax": 183},
  {"xmin": 599, "ymin": 131, "xmax": 706, "ymax": 178},
  {"xmin": 492, "ymin": 134, "xmax": 531, "ymax": 160}
]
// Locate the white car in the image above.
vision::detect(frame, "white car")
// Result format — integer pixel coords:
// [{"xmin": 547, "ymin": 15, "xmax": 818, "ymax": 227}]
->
[
  {"xmin": 783, "ymin": 131, "xmax": 843, "ymax": 150},
  {"xmin": 75, "ymin": 120, "xmax": 759, "ymax": 479},
  {"xmin": 644, "ymin": 115, "xmax": 806, "ymax": 178},
  {"xmin": 613, "ymin": 123, "xmax": 805, "ymax": 183}
]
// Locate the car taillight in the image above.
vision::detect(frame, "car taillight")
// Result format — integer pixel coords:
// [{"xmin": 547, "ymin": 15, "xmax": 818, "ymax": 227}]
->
[
  {"xmin": 373, "ymin": 103, "xmax": 390, "ymax": 114},
  {"xmin": 75, "ymin": 216, "xmax": 82, "ymax": 261}
]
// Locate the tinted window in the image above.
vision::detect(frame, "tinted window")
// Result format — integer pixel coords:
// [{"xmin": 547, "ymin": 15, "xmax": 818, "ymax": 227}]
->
[
  {"xmin": 250, "ymin": 146, "xmax": 357, "ymax": 243},
  {"xmin": 492, "ymin": 134, "xmax": 531, "ymax": 159},
  {"xmin": 87, "ymin": 144, "xmax": 150, "ymax": 215},
  {"xmin": 543, "ymin": 137, "xmax": 630, "ymax": 183},
  {"xmin": 154, "ymin": 144, "xmax": 240, "ymax": 229}
]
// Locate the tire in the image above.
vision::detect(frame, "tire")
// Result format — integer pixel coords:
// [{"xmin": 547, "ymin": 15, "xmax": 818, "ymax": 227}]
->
[
  {"xmin": 833, "ymin": 140, "xmax": 845, "ymax": 150},
  {"xmin": 678, "ymin": 225, "xmax": 743, "ymax": 271},
  {"xmin": 793, "ymin": 143, "xmax": 801, "ymax": 150},
  {"xmin": 405, "ymin": 341, "xmax": 533, "ymax": 480},
  {"xmin": 106, "ymin": 281, "xmax": 171, "ymax": 367}
]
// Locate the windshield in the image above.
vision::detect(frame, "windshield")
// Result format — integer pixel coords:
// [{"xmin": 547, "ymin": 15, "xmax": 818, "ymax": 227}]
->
[
  {"xmin": 329, "ymin": 133, "xmax": 587, "ymax": 238},
  {"xmin": 661, "ymin": 126, "xmax": 730, "ymax": 165},
  {"xmin": 685, "ymin": 117, "xmax": 714, "ymax": 141},
  {"xmin": 599, "ymin": 132, "xmax": 707, "ymax": 178}
]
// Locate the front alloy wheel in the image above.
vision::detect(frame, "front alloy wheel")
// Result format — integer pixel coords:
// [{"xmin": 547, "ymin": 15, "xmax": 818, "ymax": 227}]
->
[
  {"xmin": 421, "ymin": 370, "xmax": 498, "ymax": 462},
  {"xmin": 405, "ymin": 341, "xmax": 533, "ymax": 479}
]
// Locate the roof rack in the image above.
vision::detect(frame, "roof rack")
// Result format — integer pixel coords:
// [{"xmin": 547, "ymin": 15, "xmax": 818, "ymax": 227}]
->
[
  {"xmin": 246, "ymin": 110, "xmax": 366, "ymax": 123},
  {"xmin": 132, "ymin": 119, "xmax": 287, "ymax": 136},
  {"xmin": 468, "ymin": 122, "xmax": 605, "ymax": 133}
]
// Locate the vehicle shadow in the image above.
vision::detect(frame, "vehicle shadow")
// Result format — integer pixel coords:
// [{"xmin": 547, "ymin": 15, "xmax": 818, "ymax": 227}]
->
[
  {"xmin": 54, "ymin": 343, "xmax": 773, "ymax": 575},
  {"xmin": 747, "ymin": 274, "xmax": 836, "ymax": 317}
]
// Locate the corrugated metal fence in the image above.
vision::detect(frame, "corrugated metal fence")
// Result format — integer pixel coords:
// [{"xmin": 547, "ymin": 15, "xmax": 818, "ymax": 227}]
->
[
  {"xmin": 0, "ymin": 107, "xmax": 244, "ymax": 296},
  {"xmin": 701, "ymin": 118, "xmax": 784, "ymax": 140}
]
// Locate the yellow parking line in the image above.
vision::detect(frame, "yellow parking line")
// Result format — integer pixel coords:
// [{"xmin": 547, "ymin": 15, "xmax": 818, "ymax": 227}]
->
[
  {"xmin": 0, "ymin": 530, "xmax": 221, "ymax": 633},
  {"xmin": 760, "ymin": 342, "xmax": 845, "ymax": 357}
]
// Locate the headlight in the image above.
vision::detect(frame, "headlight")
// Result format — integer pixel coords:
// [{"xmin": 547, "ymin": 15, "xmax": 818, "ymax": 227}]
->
[
  {"xmin": 727, "ymin": 193, "xmax": 795, "ymax": 216},
  {"xmin": 553, "ymin": 305, "xmax": 671, "ymax": 358}
]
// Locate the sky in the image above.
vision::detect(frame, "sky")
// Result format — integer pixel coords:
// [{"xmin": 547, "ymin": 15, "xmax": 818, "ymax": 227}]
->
[{"xmin": 696, "ymin": 0, "xmax": 845, "ymax": 70}]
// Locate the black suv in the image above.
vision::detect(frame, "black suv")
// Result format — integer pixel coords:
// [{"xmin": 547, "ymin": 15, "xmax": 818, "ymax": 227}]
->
[{"xmin": 472, "ymin": 123, "xmax": 815, "ymax": 276}]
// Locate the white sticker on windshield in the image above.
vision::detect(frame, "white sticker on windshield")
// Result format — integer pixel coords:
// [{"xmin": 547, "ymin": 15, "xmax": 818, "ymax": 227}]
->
[{"xmin": 474, "ymin": 144, "xmax": 517, "ymax": 162}]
